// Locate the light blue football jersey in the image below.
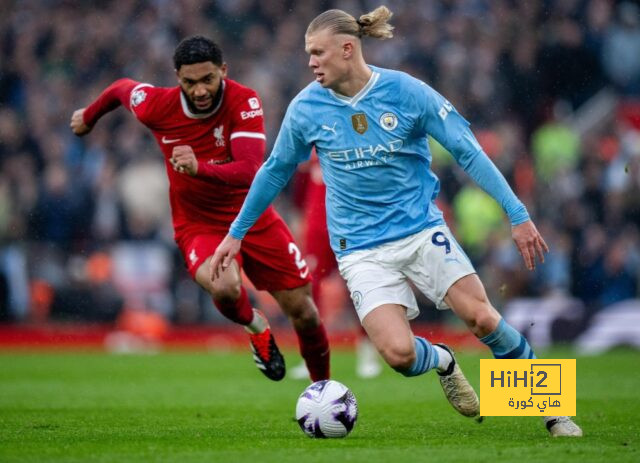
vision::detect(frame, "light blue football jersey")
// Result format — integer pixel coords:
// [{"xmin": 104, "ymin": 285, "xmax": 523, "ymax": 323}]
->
[{"xmin": 230, "ymin": 66, "xmax": 528, "ymax": 256}]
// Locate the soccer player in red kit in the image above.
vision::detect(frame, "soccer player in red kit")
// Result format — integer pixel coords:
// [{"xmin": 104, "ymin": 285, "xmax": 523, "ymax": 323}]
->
[{"xmin": 69, "ymin": 36, "xmax": 330, "ymax": 382}]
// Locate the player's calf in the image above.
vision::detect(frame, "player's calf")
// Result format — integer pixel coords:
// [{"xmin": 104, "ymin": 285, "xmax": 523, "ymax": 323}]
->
[{"xmin": 273, "ymin": 285, "xmax": 330, "ymax": 381}]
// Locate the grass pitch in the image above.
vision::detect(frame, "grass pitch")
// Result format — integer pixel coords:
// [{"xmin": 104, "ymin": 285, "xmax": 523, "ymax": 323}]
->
[{"xmin": 0, "ymin": 347, "xmax": 637, "ymax": 462}]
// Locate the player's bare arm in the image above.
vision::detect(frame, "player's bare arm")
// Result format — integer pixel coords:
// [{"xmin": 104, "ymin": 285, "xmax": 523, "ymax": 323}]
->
[
  {"xmin": 511, "ymin": 220, "xmax": 549, "ymax": 271},
  {"xmin": 210, "ymin": 234, "xmax": 242, "ymax": 281},
  {"xmin": 70, "ymin": 108, "xmax": 92, "ymax": 136},
  {"xmin": 170, "ymin": 145, "xmax": 198, "ymax": 176}
]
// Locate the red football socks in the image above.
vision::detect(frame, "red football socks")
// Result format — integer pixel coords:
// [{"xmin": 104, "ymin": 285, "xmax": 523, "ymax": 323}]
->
[
  {"xmin": 296, "ymin": 323, "xmax": 331, "ymax": 381},
  {"xmin": 213, "ymin": 286, "xmax": 253, "ymax": 325}
]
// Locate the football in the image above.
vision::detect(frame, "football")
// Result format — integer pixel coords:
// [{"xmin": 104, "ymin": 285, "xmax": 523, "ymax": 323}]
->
[{"xmin": 295, "ymin": 379, "xmax": 358, "ymax": 438}]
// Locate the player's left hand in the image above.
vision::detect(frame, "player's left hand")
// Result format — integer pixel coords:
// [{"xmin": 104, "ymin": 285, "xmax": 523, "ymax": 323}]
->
[
  {"xmin": 210, "ymin": 234, "xmax": 242, "ymax": 281},
  {"xmin": 511, "ymin": 220, "xmax": 549, "ymax": 271},
  {"xmin": 170, "ymin": 145, "xmax": 198, "ymax": 176}
]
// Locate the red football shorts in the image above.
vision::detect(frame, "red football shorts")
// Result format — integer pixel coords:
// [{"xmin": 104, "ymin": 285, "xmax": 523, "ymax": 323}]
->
[{"xmin": 176, "ymin": 215, "xmax": 311, "ymax": 292}]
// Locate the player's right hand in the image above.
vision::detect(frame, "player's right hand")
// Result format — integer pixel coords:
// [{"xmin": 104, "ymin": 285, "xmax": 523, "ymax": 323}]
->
[
  {"xmin": 210, "ymin": 234, "xmax": 242, "ymax": 281},
  {"xmin": 70, "ymin": 108, "xmax": 92, "ymax": 136},
  {"xmin": 170, "ymin": 145, "xmax": 198, "ymax": 176}
]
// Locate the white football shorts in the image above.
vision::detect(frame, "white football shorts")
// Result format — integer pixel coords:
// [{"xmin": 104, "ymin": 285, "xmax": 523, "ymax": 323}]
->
[{"xmin": 337, "ymin": 225, "xmax": 476, "ymax": 322}]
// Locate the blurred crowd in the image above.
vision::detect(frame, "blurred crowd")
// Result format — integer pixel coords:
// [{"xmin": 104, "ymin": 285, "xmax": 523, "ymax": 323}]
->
[{"xmin": 0, "ymin": 0, "xmax": 639, "ymax": 332}]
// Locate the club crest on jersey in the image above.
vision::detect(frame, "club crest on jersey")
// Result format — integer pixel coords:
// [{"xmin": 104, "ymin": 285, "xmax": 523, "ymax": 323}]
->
[
  {"xmin": 351, "ymin": 113, "xmax": 368, "ymax": 134},
  {"xmin": 379, "ymin": 112, "xmax": 398, "ymax": 131},
  {"xmin": 130, "ymin": 89, "xmax": 147, "ymax": 107},
  {"xmin": 213, "ymin": 125, "xmax": 225, "ymax": 147}
]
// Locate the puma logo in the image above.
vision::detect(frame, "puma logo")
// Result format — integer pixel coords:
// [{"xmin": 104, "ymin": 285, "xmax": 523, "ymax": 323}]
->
[{"xmin": 321, "ymin": 122, "xmax": 337, "ymax": 135}]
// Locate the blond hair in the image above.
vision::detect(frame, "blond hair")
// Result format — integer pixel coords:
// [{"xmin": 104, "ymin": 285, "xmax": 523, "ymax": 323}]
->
[{"xmin": 306, "ymin": 6, "xmax": 394, "ymax": 40}]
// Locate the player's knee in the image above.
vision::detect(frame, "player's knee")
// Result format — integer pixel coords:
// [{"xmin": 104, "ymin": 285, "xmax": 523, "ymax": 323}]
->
[
  {"xmin": 209, "ymin": 281, "xmax": 241, "ymax": 302},
  {"xmin": 471, "ymin": 307, "xmax": 500, "ymax": 337},
  {"xmin": 380, "ymin": 341, "xmax": 415, "ymax": 371}
]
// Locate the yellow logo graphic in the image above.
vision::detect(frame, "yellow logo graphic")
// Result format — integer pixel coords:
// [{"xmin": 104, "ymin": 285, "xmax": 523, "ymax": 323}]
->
[
  {"xmin": 480, "ymin": 359, "xmax": 576, "ymax": 416},
  {"xmin": 351, "ymin": 113, "xmax": 368, "ymax": 134}
]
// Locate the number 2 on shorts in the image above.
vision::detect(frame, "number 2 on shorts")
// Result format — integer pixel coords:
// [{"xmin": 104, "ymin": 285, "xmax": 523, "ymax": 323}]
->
[{"xmin": 288, "ymin": 242, "xmax": 310, "ymax": 278}]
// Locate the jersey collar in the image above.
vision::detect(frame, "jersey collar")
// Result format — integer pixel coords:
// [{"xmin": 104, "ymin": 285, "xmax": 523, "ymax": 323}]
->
[
  {"xmin": 328, "ymin": 70, "xmax": 380, "ymax": 108},
  {"xmin": 180, "ymin": 80, "xmax": 226, "ymax": 119}
]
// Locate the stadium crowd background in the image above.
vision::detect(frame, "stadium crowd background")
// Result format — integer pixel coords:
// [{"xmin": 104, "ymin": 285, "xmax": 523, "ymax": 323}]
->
[{"xmin": 0, "ymin": 0, "xmax": 639, "ymax": 346}]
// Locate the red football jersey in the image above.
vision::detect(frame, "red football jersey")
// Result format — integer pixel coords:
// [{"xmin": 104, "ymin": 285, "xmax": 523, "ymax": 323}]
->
[{"xmin": 83, "ymin": 78, "xmax": 275, "ymax": 236}]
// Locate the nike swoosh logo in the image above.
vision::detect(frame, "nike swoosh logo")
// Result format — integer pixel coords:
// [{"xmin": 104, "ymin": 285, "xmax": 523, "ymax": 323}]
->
[{"xmin": 161, "ymin": 136, "xmax": 181, "ymax": 144}]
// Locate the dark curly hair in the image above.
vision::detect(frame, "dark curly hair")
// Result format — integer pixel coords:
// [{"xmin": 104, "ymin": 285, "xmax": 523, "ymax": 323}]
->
[{"xmin": 173, "ymin": 36, "xmax": 223, "ymax": 70}]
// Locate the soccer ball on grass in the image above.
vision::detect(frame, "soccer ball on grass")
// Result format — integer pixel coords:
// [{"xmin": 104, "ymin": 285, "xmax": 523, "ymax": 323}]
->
[{"xmin": 295, "ymin": 379, "xmax": 358, "ymax": 438}]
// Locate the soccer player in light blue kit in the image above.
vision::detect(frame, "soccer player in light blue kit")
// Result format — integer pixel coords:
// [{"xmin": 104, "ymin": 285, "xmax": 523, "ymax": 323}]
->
[{"xmin": 211, "ymin": 6, "xmax": 582, "ymax": 437}]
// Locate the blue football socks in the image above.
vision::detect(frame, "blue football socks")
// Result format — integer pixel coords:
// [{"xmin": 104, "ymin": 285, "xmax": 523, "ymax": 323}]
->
[
  {"xmin": 481, "ymin": 319, "xmax": 537, "ymax": 359},
  {"xmin": 396, "ymin": 336, "xmax": 440, "ymax": 377}
]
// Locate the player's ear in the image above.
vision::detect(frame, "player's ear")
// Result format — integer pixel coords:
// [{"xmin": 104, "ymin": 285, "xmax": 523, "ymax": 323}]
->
[
  {"xmin": 220, "ymin": 63, "xmax": 228, "ymax": 78},
  {"xmin": 175, "ymin": 68, "xmax": 181, "ymax": 84},
  {"xmin": 342, "ymin": 40, "xmax": 354, "ymax": 59}
]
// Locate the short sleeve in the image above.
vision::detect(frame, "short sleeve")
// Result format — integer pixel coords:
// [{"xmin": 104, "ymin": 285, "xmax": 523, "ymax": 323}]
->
[
  {"xmin": 229, "ymin": 90, "xmax": 266, "ymax": 141},
  {"xmin": 127, "ymin": 83, "xmax": 157, "ymax": 124}
]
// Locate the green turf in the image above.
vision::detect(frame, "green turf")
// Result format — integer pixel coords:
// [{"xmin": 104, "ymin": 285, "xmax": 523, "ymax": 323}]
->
[{"xmin": 0, "ymin": 347, "xmax": 637, "ymax": 462}]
